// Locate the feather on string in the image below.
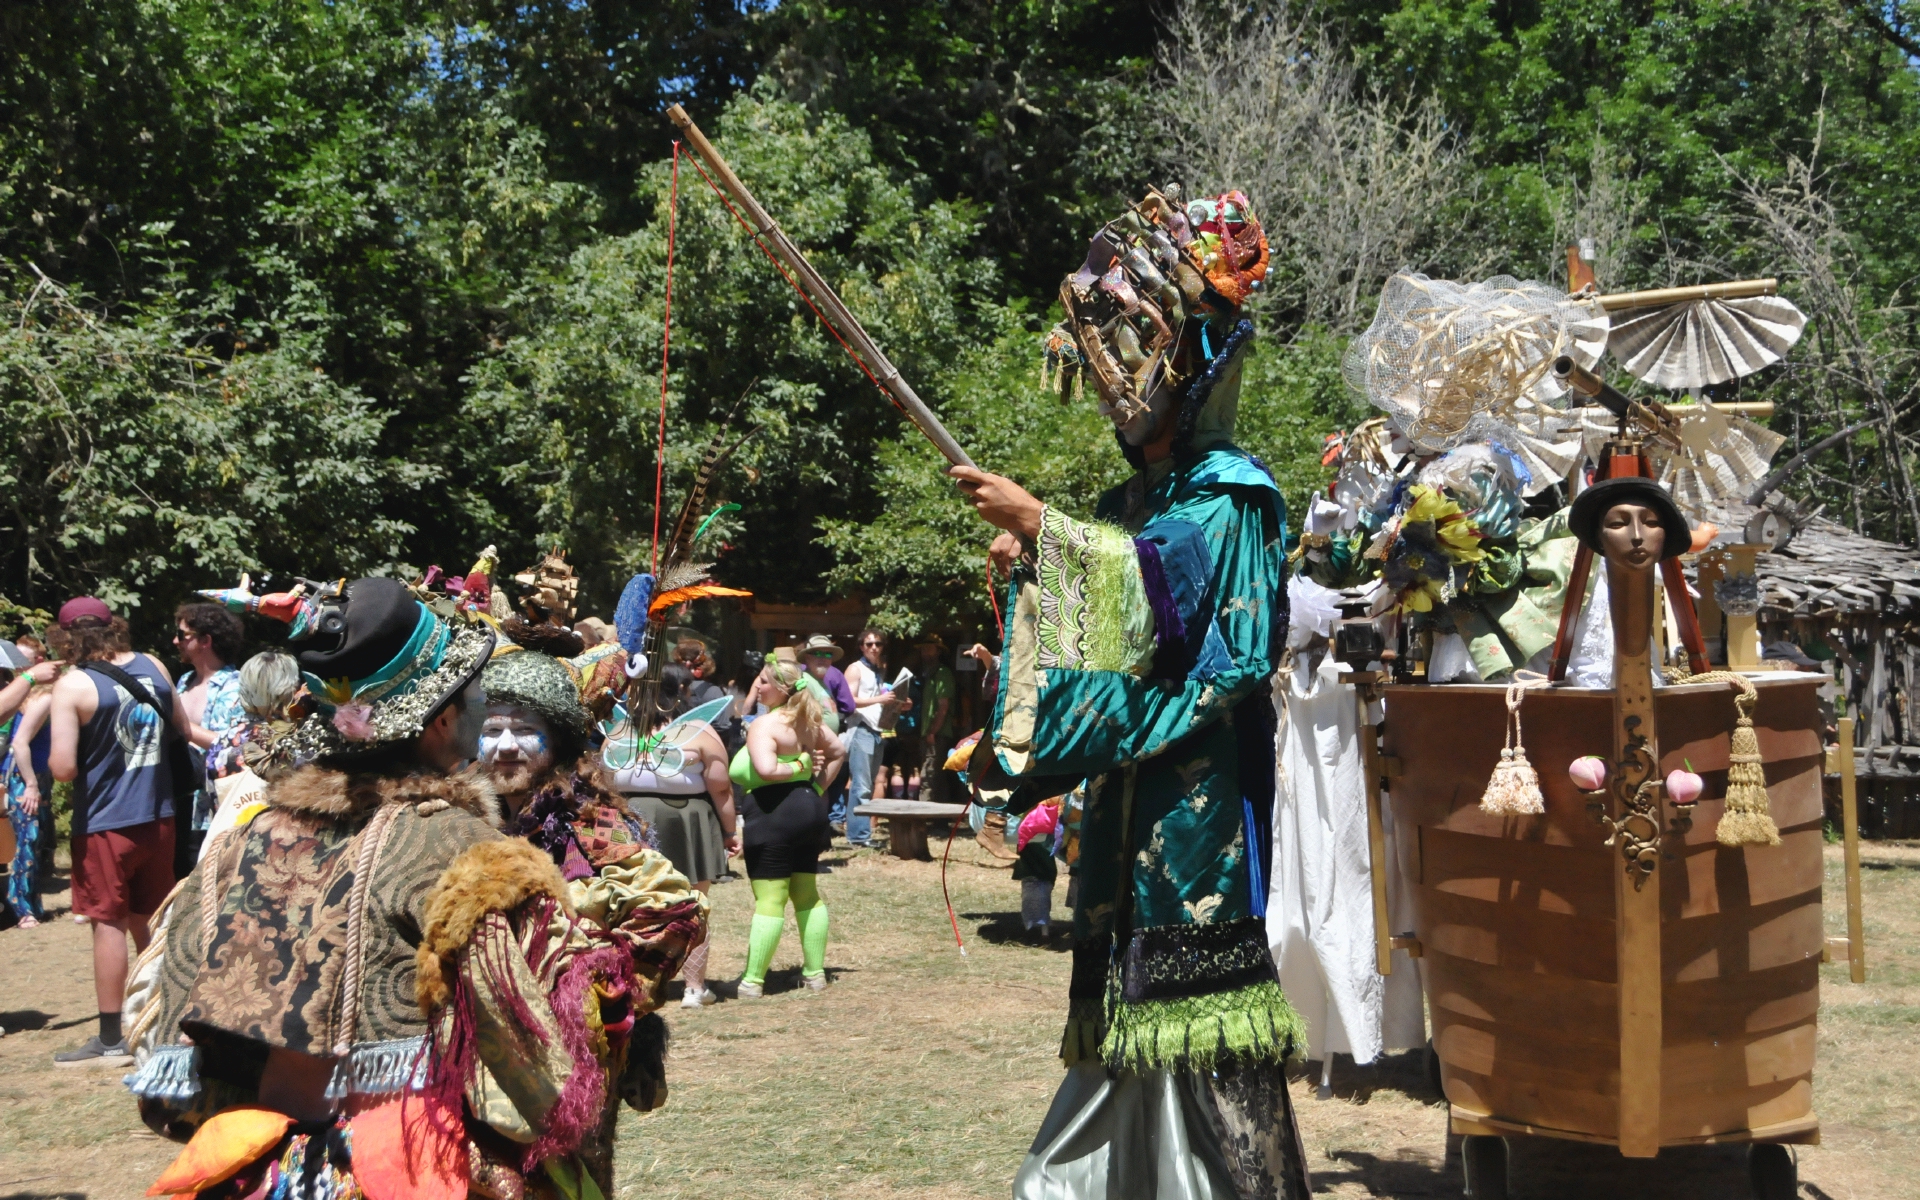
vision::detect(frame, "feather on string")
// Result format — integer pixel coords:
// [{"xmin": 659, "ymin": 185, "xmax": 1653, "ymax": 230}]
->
[{"xmin": 659, "ymin": 384, "xmax": 762, "ymax": 575}]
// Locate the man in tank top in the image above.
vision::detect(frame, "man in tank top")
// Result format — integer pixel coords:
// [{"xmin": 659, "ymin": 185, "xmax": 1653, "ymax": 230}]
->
[{"xmin": 47, "ymin": 596, "xmax": 212, "ymax": 1065}]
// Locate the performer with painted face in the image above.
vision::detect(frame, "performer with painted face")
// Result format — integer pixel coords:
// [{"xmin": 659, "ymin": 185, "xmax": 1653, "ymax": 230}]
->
[
  {"xmin": 475, "ymin": 639, "xmax": 710, "ymax": 1194},
  {"xmin": 124, "ymin": 576, "xmax": 647, "ymax": 1200},
  {"xmin": 951, "ymin": 187, "xmax": 1306, "ymax": 1199}
]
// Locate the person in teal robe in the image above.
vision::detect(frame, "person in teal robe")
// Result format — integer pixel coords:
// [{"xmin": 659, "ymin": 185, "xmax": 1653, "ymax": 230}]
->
[{"xmin": 952, "ymin": 187, "xmax": 1309, "ymax": 1200}]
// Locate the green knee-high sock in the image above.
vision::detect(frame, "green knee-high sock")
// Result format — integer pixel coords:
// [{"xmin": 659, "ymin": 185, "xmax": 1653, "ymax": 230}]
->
[
  {"xmin": 744, "ymin": 877, "xmax": 791, "ymax": 987},
  {"xmin": 790, "ymin": 872, "xmax": 829, "ymax": 979}
]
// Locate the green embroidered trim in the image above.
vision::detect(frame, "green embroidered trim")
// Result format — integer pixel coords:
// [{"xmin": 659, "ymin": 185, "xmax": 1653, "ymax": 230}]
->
[
  {"xmin": 1059, "ymin": 997, "xmax": 1105, "ymax": 1066},
  {"xmin": 1100, "ymin": 978, "xmax": 1305, "ymax": 1073},
  {"xmin": 1083, "ymin": 520, "xmax": 1147, "ymax": 673},
  {"xmin": 1032, "ymin": 505, "xmax": 1154, "ymax": 676}
]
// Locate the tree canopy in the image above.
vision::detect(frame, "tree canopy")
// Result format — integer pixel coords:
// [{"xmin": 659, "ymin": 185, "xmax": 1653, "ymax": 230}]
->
[{"xmin": 3, "ymin": 0, "xmax": 1918, "ymax": 640}]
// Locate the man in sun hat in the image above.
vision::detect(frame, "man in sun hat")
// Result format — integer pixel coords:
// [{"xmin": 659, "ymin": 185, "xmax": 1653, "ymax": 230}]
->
[{"xmin": 125, "ymin": 576, "xmax": 645, "ymax": 1200}]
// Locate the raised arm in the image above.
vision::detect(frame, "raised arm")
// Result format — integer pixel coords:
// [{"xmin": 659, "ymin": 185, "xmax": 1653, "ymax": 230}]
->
[{"xmin": 0, "ymin": 660, "xmax": 59, "ymax": 725}]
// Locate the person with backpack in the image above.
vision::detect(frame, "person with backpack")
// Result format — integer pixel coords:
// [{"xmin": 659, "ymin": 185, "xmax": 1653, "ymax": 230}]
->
[{"xmin": 46, "ymin": 596, "xmax": 213, "ymax": 1065}]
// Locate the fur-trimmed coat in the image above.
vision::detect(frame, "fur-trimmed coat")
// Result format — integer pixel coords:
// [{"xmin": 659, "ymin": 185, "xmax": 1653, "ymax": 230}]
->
[{"xmin": 125, "ymin": 765, "xmax": 612, "ymax": 1182}]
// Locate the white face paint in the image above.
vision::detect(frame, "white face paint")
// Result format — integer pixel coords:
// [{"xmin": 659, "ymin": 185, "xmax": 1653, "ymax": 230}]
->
[{"xmin": 477, "ymin": 704, "xmax": 555, "ymax": 785}]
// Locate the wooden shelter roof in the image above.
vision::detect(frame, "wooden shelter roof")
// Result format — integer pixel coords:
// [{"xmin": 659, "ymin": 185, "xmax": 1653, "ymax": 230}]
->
[{"xmin": 1697, "ymin": 501, "xmax": 1920, "ymax": 622}]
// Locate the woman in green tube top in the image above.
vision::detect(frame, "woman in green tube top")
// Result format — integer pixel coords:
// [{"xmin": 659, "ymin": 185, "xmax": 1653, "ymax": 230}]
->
[{"xmin": 730, "ymin": 658, "xmax": 845, "ymax": 997}]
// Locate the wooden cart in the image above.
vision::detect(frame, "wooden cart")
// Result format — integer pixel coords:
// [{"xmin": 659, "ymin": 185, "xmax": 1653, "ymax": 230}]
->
[{"xmin": 1362, "ymin": 675, "xmax": 1863, "ymax": 1198}]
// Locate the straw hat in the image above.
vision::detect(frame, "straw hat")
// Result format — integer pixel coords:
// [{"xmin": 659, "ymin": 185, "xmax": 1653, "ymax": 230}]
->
[{"xmin": 797, "ymin": 634, "xmax": 843, "ymax": 664}]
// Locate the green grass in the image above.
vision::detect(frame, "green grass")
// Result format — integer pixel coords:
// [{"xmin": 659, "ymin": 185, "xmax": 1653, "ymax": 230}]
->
[
  {"xmin": 4, "ymin": 831, "xmax": 1918, "ymax": 1198},
  {"xmin": 611, "ymin": 837, "xmax": 1068, "ymax": 1200}
]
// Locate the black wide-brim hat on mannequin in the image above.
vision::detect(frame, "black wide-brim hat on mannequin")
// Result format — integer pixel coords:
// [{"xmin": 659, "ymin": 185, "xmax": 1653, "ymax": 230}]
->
[
  {"xmin": 276, "ymin": 577, "xmax": 495, "ymax": 768},
  {"xmin": 1568, "ymin": 476, "xmax": 1693, "ymax": 559}
]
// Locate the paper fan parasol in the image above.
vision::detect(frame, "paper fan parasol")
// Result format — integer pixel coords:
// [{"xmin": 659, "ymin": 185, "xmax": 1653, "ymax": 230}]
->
[
  {"xmin": 1649, "ymin": 402, "xmax": 1788, "ymax": 520},
  {"xmin": 1606, "ymin": 293, "xmax": 1805, "ymax": 389}
]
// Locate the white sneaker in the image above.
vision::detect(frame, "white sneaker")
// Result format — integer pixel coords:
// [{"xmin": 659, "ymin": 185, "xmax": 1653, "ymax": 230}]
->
[
  {"xmin": 680, "ymin": 987, "xmax": 716, "ymax": 1009},
  {"xmin": 802, "ymin": 972, "xmax": 828, "ymax": 992},
  {"xmin": 736, "ymin": 981, "xmax": 764, "ymax": 999}
]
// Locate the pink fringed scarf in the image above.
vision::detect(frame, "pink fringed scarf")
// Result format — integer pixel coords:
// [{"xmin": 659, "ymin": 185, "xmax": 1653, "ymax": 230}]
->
[{"xmin": 523, "ymin": 945, "xmax": 635, "ymax": 1171}]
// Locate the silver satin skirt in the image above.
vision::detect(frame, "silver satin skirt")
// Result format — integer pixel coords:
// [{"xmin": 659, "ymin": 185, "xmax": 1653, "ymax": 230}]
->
[{"xmin": 1013, "ymin": 1060, "xmax": 1310, "ymax": 1200}]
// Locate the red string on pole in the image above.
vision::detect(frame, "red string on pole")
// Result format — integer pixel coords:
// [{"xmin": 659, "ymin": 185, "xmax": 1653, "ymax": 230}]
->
[
  {"xmin": 984, "ymin": 556, "xmax": 1004, "ymax": 641},
  {"xmin": 942, "ymin": 810, "xmax": 967, "ymax": 958},
  {"xmin": 651, "ymin": 141, "xmax": 681, "ymax": 576},
  {"xmin": 683, "ymin": 151, "xmax": 907, "ymax": 417}
]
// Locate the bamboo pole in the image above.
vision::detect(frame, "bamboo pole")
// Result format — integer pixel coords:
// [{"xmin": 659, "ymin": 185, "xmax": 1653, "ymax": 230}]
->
[
  {"xmin": 665, "ymin": 105, "xmax": 976, "ymax": 469},
  {"xmin": 1596, "ymin": 278, "xmax": 1777, "ymax": 312},
  {"xmin": 1838, "ymin": 717, "xmax": 1867, "ymax": 984}
]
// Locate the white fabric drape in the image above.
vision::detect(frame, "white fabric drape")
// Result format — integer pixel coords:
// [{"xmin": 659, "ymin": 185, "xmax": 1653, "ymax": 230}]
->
[{"xmin": 1267, "ymin": 652, "xmax": 1425, "ymax": 1063}]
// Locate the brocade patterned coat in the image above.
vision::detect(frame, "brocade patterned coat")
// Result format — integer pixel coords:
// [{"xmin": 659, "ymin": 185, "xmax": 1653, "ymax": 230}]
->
[
  {"xmin": 124, "ymin": 765, "xmax": 696, "ymax": 1200},
  {"xmin": 983, "ymin": 444, "xmax": 1298, "ymax": 1074}
]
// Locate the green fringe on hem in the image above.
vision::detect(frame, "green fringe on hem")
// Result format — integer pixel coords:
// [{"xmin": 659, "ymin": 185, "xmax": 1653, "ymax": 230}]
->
[
  {"xmin": 1099, "ymin": 978, "xmax": 1306, "ymax": 1073},
  {"xmin": 1060, "ymin": 998, "xmax": 1105, "ymax": 1066}
]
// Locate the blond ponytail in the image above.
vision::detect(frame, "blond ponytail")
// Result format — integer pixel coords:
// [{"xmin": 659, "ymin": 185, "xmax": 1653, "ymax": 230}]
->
[{"xmin": 766, "ymin": 659, "xmax": 826, "ymax": 748}]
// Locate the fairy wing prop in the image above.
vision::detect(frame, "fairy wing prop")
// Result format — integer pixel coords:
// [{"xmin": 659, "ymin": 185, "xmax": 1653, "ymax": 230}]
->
[{"xmin": 600, "ymin": 695, "xmax": 734, "ymax": 774}]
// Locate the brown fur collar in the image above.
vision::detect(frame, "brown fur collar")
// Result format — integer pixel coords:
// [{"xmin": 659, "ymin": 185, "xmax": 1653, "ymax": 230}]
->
[
  {"xmin": 414, "ymin": 838, "xmax": 571, "ymax": 1014},
  {"xmin": 268, "ymin": 765, "xmax": 504, "ymax": 829}
]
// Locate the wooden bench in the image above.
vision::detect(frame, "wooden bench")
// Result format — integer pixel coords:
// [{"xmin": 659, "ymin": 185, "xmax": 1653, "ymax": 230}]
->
[{"xmin": 853, "ymin": 800, "xmax": 970, "ymax": 860}]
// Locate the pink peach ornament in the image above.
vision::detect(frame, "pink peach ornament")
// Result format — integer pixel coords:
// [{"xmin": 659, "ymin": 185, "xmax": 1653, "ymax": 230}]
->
[
  {"xmin": 1665, "ymin": 768, "xmax": 1704, "ymax": 805},
  {"xmin": 1568, "ymin": 756, "xmax": 1608, "ymax": 792}
]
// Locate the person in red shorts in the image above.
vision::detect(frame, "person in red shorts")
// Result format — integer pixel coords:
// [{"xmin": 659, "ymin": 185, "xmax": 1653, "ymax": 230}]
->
[{"xmin": 47, "ymin": 596, "xmax": 211, "ymax": 1065}]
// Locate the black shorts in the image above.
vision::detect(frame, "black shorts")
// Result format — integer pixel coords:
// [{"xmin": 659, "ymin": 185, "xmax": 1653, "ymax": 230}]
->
[{"xmin": 740, "ymin": 783, "xmax": 831, "ymax": 879}]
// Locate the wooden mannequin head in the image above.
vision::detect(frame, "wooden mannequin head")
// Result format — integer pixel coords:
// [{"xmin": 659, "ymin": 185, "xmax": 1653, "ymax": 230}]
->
[{"xmin": 1599, "ymin": 503, "xmax": 1666, "ymax": 572}]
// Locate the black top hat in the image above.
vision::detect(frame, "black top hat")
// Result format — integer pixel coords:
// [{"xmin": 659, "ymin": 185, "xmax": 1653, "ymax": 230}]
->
[
  {"xmin": 296, "ymin": 578, "xmax": 419, "ymax": 683},
  {"xmin": 1568, "ymin": 477, "xmax": 1692, "ymax": 559},
  {"xmin": 274, "ymin": 577, "xmax": 495, "ymax": 768}
]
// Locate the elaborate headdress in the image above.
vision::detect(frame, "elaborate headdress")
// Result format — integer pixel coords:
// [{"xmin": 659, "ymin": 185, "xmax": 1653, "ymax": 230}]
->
[
  {"xmin": 200, "ymin": 575, "xmax": 495, "ymax": 767},
  {"xmin": 1043, "ymin": 185, "xmax": 1270, "ymax": 452}
]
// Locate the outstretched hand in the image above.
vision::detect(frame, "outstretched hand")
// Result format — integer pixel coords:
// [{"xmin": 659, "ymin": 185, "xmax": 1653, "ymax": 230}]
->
[{"xmin": 949, "ymin": 466, "xmax": 1044, "ymax": 540}]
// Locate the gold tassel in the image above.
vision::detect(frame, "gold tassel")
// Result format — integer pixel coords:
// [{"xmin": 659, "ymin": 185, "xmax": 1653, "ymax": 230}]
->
[
  {"xmin": 1481, "ymin": 677, "xmax": 1546, "ymax": 815},
  {"xmin": 1717, "ymin": 686, "xmax": 1780, "ymax": 846},
  {"xmin": 1672, "ymin": 670, "xmax": 1780, "ymax": 846}
]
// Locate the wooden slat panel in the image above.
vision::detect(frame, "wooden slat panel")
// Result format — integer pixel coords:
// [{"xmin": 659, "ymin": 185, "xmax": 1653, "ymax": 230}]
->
[
  {"xmin": 1424, "ymin": 949, "xmax": 1620, "ymax": 1031},
  {"xmin": 1418, "ymin": 825, "xmax": 1614, "ymax": 918},
  {"xmin": 1661, "ymin": 1079, "xmax": 1814, "ymax": 1142},
  {"xmin": 1443, "ymin": 1059, "xmax": 1812, "ymax": 1144},
  {"xmin": 1664, "ymin": 1023, "xmax": 1816, "ymax": 1090},
  {"xmin": 1436, "ymin": 1015, "xmax": 1623, "ymax": 1083},
  {"xmin": 1663, "ymin": 959, "xmax": 1820, "ymax": 1034},
  {"xmin": 1665, "ymin": 827, "xmax": 1825, "ymax": 917},
  {"xmin": 1414, "ymin": 883, "xmax": 1617, "ymax": 981},
  {"xmin": 1443, "ymin": 1064, "xmax": 1621, "ymax": 1139}
]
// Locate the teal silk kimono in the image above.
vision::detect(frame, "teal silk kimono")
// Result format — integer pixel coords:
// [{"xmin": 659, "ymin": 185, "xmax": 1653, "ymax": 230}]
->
[{"xmin": 984, "ymin": 444, "xmax": 1301, "ymax": 1074}]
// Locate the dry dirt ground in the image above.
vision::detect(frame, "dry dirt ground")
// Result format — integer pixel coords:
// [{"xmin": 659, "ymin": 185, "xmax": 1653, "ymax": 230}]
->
[{"xmin": 0, "ymin": 835, "xmax": 1913, "ymax": 1200}]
